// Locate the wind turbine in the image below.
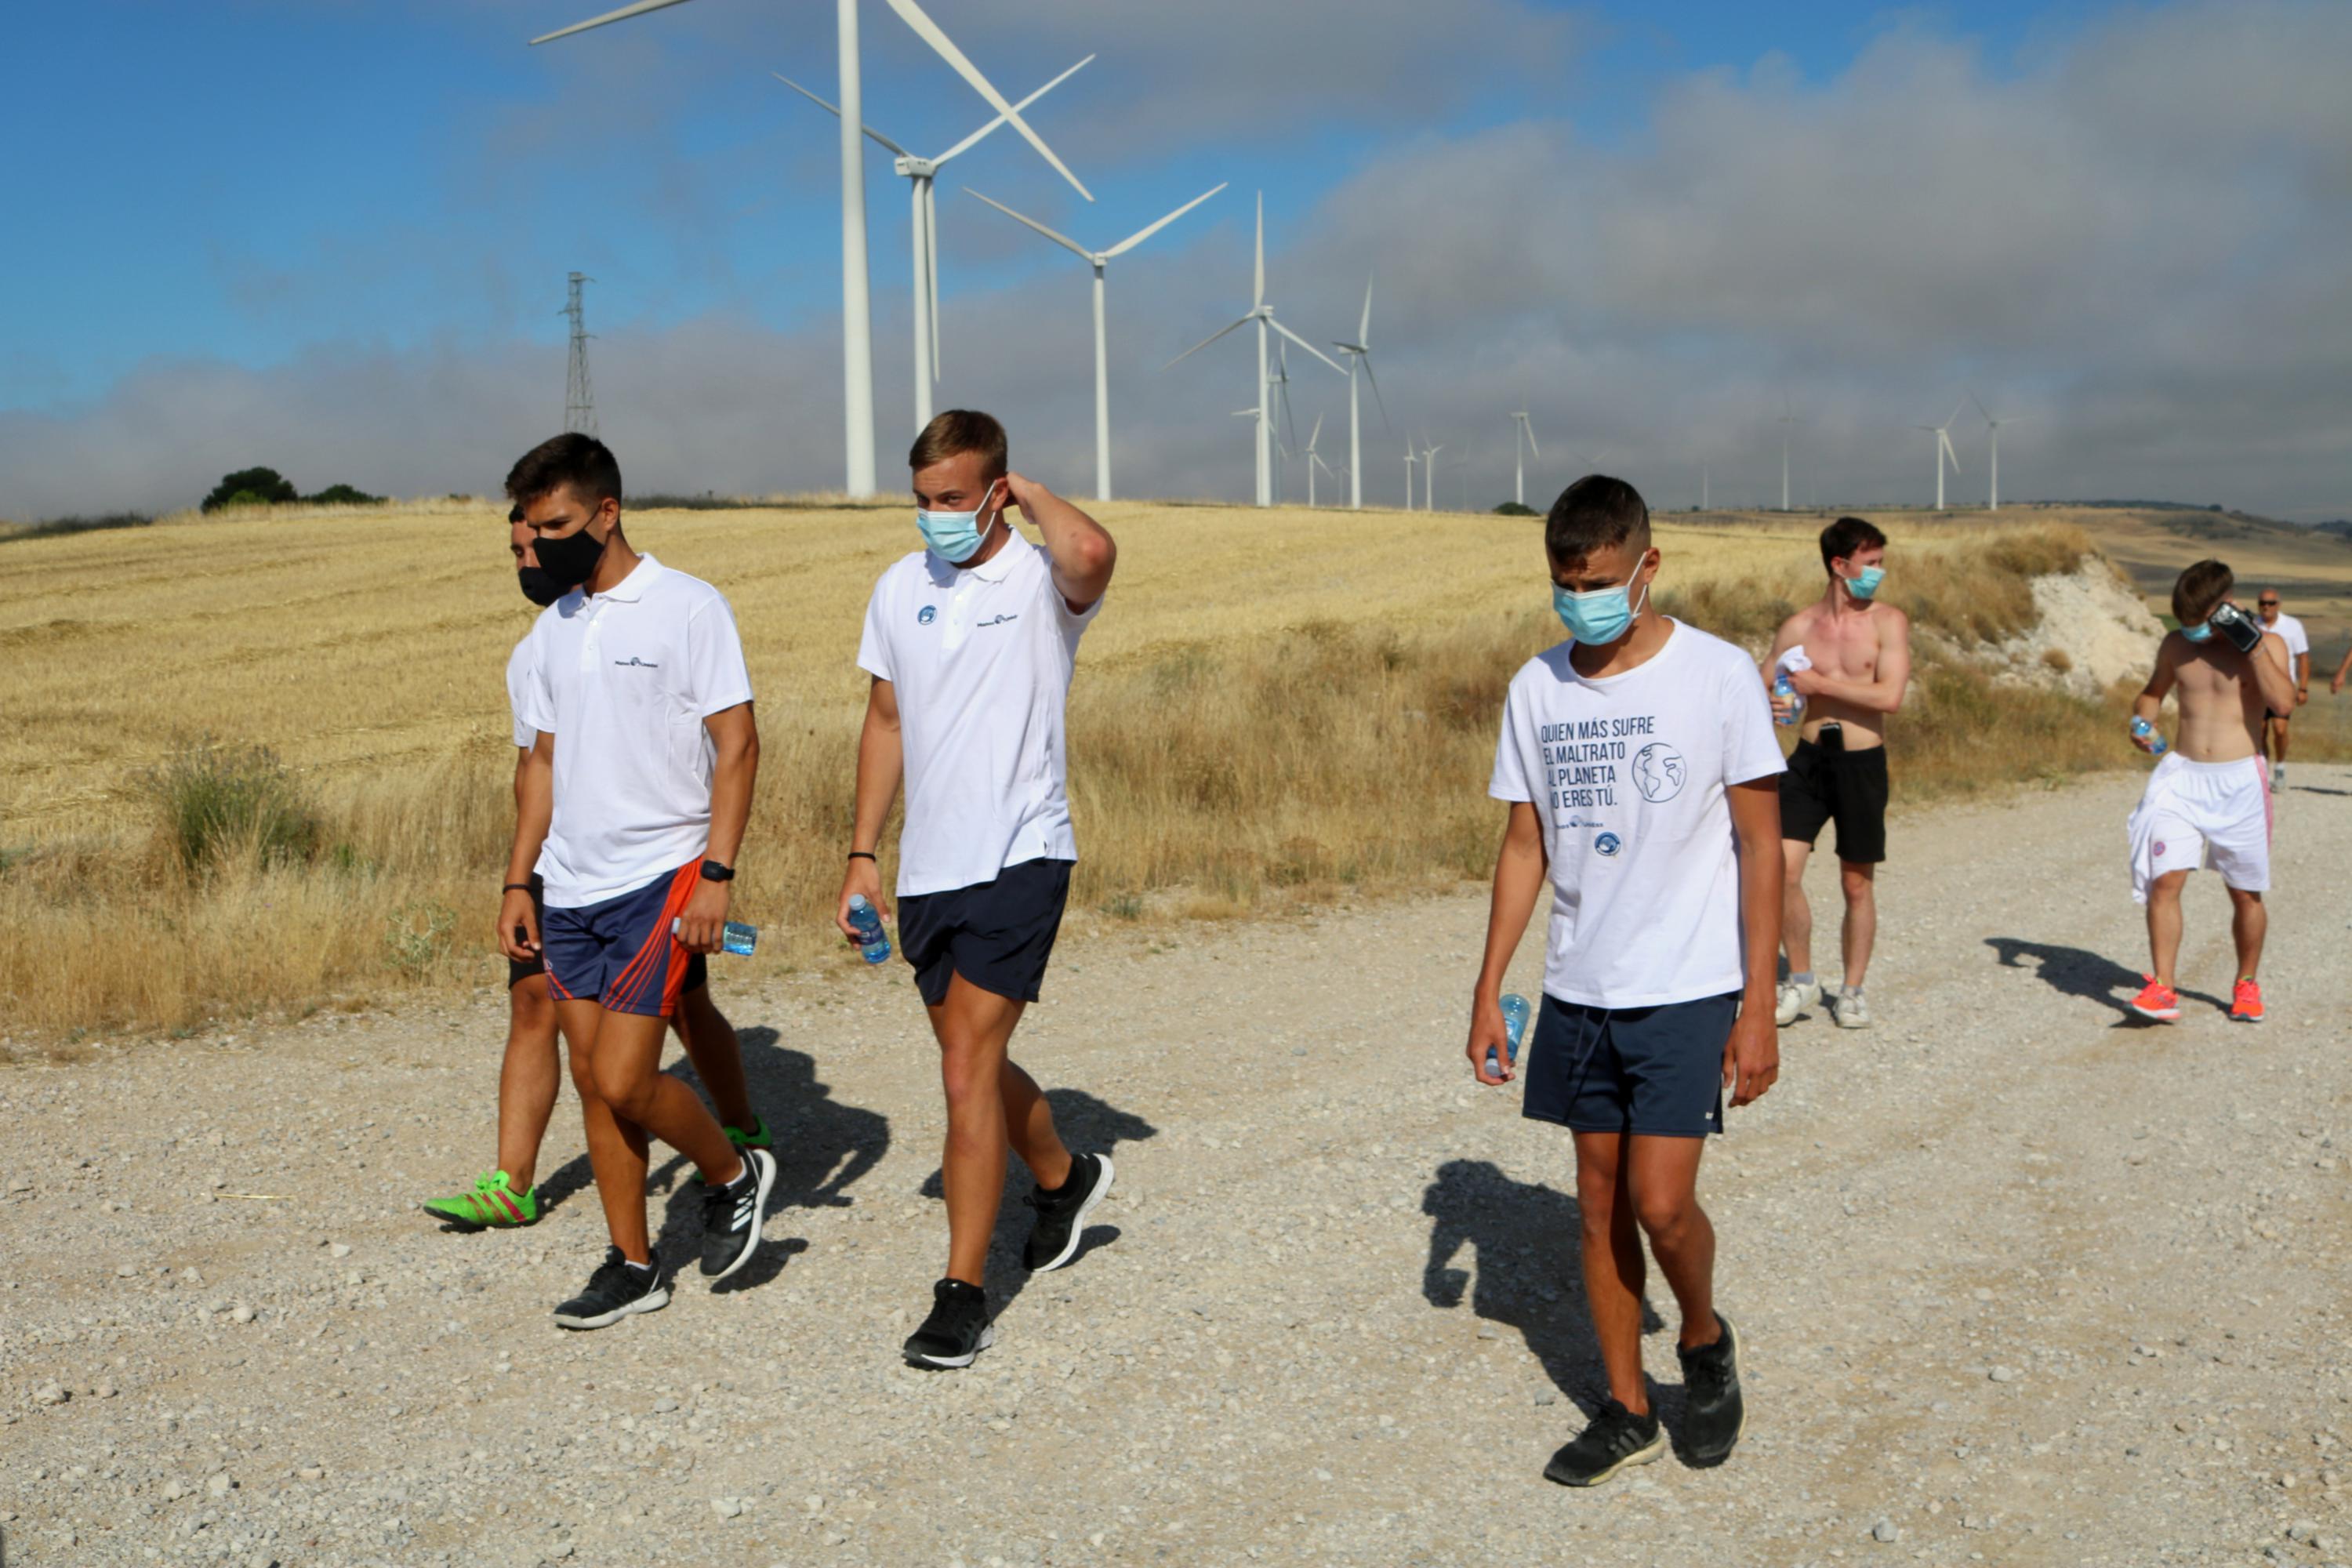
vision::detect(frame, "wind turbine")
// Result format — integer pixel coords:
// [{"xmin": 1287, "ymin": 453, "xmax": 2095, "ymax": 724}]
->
[
  {"xmin": 1303, "ymin": 414, "xmax": 1337, "ymax": 507},
  {"xmin": 1971, "ymin": 393, "xmax": 2026, "ymax": 512},
  {"xmin": 772, "ymin": 56, "xmax": 1091, "ymax": 434},
  {"xmin": 1330, "ymin": 276, "xmax": 1390, "ymax": 511},
  {"xmin": 1166, "ymin": 192, "xmax": 1344, "ymax": 507},
  {"xmin": 1421, "ymin": 437, "xmax": 1443, "ymax": 512},
  {"xmin": 1509, "ymin": 412, "xmax": 1540, "ymax": 508},
  {"xmin": 528, "ymin": 0, "xmax": 1092, "ymax": 498},
  {"xmin": 1700, "ymin": 460, "xmax": 1710, "ymax": 511},
  {"xmin": 1403, "ymin": 442, "xmax": 1417, "ymax": 511},
  {"xmin": 1915, "ymin": 401, "xmax": 1963, "ymax": 510},
  {"xmin": 965, "ymin": 182, "xmax": 1225, "ymax": 503},
  {"xmin": 1776, "ymin": 405, "xmax": 1799, "ymax": 512}
]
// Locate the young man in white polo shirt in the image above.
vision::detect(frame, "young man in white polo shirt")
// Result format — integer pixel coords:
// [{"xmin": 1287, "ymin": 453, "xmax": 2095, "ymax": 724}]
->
[
  {"xmin": 839, "ymin": 409, "xmax": 1118, "ymax": 1370},
  {"xmin": 1468, "ymin": 475, "xmax": 1784, "ymax": 1485},
  {"xmin": 497, "ymin": 434, "xmax": 776, "ymax": 1329}
]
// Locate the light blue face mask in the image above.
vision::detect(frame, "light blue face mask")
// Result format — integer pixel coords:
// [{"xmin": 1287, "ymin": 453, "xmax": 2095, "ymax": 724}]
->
[
  {"xmin": 1846, "ymin": 564, "xmax": 1885, "ymax": 600},
  {"xmin": 2181, "ymin": 619, "xmax": 2213, "ymax": 643},
  {"xmin": 1553, "ymin": 572, "xmax": 1650, "ymax": 645},
  {"xmin": 916, "ymin": 478, "xmax": 1004, "ymax": 565}
]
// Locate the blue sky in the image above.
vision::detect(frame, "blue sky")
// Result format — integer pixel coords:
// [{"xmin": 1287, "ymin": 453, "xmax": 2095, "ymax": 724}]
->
[{"xmin": 4, "ymin": 0, "xmax": 2344, "ymax": 518}]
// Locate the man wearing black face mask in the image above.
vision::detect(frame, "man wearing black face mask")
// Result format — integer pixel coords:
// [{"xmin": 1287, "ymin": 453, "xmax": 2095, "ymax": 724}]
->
[{"xmin": 421, "ymin": 505, "xmax": 771, "ymax": 1237}]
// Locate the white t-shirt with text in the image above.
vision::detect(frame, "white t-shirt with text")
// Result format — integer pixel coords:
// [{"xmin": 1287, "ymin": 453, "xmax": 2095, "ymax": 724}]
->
[
  {"xmin": 517, "ymin": 555, "xmax": 755, "ymax": 909},
  {"xmin": 857, "ymin": 531, "xmax": 1101, "ymax": 898},
  {"xmin": 1489, "ymin": 620, "xmax": 1786, "ymax": 1009}
]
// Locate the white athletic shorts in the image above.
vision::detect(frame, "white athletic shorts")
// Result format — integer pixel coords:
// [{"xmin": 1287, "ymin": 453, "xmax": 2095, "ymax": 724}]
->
[{"xmin": 2126, "ymin": 753, "xmax": 2272, "ymax": 904}]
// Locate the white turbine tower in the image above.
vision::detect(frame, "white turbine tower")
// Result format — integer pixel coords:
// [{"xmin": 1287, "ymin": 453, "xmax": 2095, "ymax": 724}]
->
[
  {"xmin": 772, "ymin": 55, "xmax": 1091, "ymax": 434},
  {"xmin": 1971, "ymin": 393, "xmax": 2026, "ymax": 512},
  {"xmin": 1776, "ymin": 407, "xmax": 1799, "ymax": 512},
  {"xmin": 529, "ymin": 0, "xmax": 1091, "ymax": 498},
  {"xmin": 965, "ymin": 182, "xmax": 1225, "ymax": 503},
  {"xmin": 1330, "ymin": 276, "xmax": 1389, "ymax": 511},
  {"xmin": 1421, "ymin": 437, "xmax": 1443, "ymax": 511},
  {"xmin": 1403, "ymin": 442, "xmax": 1417, "ymax": 511},
  {"xmin": 1167, "ymin": 192, "xmax": 1342, "ymax": 507},
  {"xmin": 1303, "ymin": 414, "xmax": 1338, "ymax": 507},
  {"xmin": 1915, "ymin": 401, "xmax": 1963, "ymax": 510},
  {"xmin": 1509, "ymin": 411, "xmax": 1540, "ymax": 508},
  {"xmin": 1266, "ymin": 341, "xmax": 1298, "ymax": 503}
]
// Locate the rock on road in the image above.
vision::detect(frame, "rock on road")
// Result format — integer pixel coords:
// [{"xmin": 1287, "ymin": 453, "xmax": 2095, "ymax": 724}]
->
[{"xmin": 3, "ymin": 766, "xmax": 2350, "ymax": 1566}]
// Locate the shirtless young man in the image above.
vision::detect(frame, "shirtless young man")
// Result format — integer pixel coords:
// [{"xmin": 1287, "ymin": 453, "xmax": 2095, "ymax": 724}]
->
[
  {"xmin": 1763, "ymin": 517, "xmax": 1911, "ymax": 1029},
  {"xmin": 2125, "ymin": 560, "xmax": 2297, "ymax": 1024}
]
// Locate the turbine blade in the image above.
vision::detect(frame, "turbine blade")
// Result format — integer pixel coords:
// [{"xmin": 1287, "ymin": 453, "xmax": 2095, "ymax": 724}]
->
[
  {"xmin": 1266, "ymin": 316, "xmax": 1344, "ymax": 375},
  {"xmin": 1361, "ymin": 355, "xmax": 1391, "ymax": 434},
  {"xmin": 1359, "ymin": 273, "xmax": 1374, "ymax": 346},
  {"xmin": 531, "ymin": 0, "xmax": 695, "ymax": 45},
  {"xmin": 884, "ymin": 0, "xmax": 1092, "ymax": 200},
  {"xmin": 962, "ymin": 187, "xmax": 1091, "ymax": 260},
  {"xmin": 1308, "ymin": 412, "xmax": 1323, "ymax": 453},
  {"xmin": 1526, "ymin": 417, "xmax": 1540, "ymax": 458},
  {"xmin": 1101, "ymin": 182, "xmax": 1228, "ymax": 259},
  {"xmin": 770, "ymin": 73, "xmax": 911, "ymax": 158},
  {"xmin": 1163, "ymin": 314, "xmax": 1254, "ymax": 370},
  {"xmin": 1253, "ymin": 192, "xmax": 1265, "ymax": 309},
  {"xmin": 934, "ymin": 53, "xmax": 1094, "ymax": 165},
  {"xmin": 927, "ymin": 180, "xmax": 942, "ymax": 378},
  {"xmin": 1969, "ymin": 389, "xmax": 1993, "ymax": 425}
]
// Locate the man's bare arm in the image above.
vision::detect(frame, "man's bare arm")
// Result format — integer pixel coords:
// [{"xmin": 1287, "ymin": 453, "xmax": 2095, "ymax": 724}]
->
[
  {"xmin": 677, "ymin": 702, "xmax": 759, "ymax": 954},
  {"xmin": 1007, "ymin": 472, "xmax": 1116, "ymax": 612},
  {"xmin": 499, "ymin": 733, "xmax": 556, "ymax": 960},
  {"xmin": 837, "ymin": 677, "xmax": 904, "ymax": 938},
  {"xmin": 2249, "ymin": 632, "xmax": 2297, "ymax": 717},
  {"xmin": 1467, "ymin": 802, "xmax": 1548, "ymax": 1086},
  {"xmin": 1724, "ymin": 776, "xmax": 1784, "ymax": 1109}
]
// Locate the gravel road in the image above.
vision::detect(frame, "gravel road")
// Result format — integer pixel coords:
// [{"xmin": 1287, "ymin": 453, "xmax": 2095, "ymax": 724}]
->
[{"xmin": 5, "ymin": 766, "xmax": 2350, "ymax": 1567}]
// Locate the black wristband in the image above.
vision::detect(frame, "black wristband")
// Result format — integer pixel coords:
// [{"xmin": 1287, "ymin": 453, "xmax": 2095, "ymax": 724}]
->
[
  {"xmin": 502, "ymin": 882, "xmax": 534, "ymax": 894},
  {"xmin": 699, "ymin": 859, "xmax": 735, "ymax": 883},
  {"xmin": 847, "ymin": 851, "xmax": 877, "ymax": 862}
]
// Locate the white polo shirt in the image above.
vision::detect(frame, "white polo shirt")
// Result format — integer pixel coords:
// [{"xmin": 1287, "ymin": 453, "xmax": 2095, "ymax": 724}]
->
[
  {"xmin": 517, "ymin": 554, "xmax": 755, "ymax": 909},
  {"xmin": 1490, "ymin": 620, "xmax": 1785, "ymax": 1009},
  {"xmin": 2266, "ymin": 612, "xmax": 2309, "ymax": 662},
  {"xmin": 856, "ymin": 530, "xmax": 1102, "ymax": 898},
  {"xmin": 505, "ymin": 637, "xmax": 537, "ymax": 750}
]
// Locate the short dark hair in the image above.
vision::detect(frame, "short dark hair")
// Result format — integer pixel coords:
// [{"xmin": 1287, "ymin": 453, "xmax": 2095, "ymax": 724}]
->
[
  {"xmin": 506, "ymin": 503, "xmax": 524, "ymax": 524},
  {"xmin": 1544, "ymin": 475, "xmax": 1650, "ymax": 566},
  {"xmin": 2173, "ymin": 559, "xmax": 2233, "ymax": 626},
  {"xmin": 505, "ymin": 433, "xmax": 622, "ymax": 511},
  {"xmin": 909, "ymin": 408, "xmax": 1008, "ymax": 480},
  {"xmin": 1820, "ymin": 516, "xmax": 1886, "ymax": 572}
]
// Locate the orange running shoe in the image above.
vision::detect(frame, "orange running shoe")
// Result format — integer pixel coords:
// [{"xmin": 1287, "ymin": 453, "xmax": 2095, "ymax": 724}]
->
[
  {"xmin": 2230, "ymin": 977, "xmax": 2265, "ymax": 1023},
  {"xmin": 2129, "ymin": 977, "xmax": 2181, "ymax": 1022}
]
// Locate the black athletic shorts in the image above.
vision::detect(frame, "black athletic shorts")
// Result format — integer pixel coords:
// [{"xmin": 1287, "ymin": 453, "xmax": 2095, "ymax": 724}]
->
[
  {"xmin": 1778, "ymin": 728, "xmax": 1889, "ymax": 864},
  {"xmin": 508, "ymin": 873, "xmax": 704, "ymax": 996},
  {"xmin": 1522, "ymin": 992, "xmax": 1736, "ymax": 1138},
  {"xmin": 896, "ymin": 858, "xmax": 1073, "ymax": 1007}
]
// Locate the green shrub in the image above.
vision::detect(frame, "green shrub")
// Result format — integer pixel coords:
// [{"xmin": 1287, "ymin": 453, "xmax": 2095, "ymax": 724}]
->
[
  {"xmin": 306, "ymin": 484, "xmax": 383, "ymax": 506},
  {"xmin": 201, "ymin": 467, "xmax": 299, "ymax": 513},
  {"xmin": 383, "ymin": 902, "xmax": 458, "ymax": 978},
  {"xmin": 140, "ymin": 739, "xmax": 321, "ymax": 875},
  {"xmin": 1492, "ymin": 501, "xmax": 1537, "ymax": 517}
]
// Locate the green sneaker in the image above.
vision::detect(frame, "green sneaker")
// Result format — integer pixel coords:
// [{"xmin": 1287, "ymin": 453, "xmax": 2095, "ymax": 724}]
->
[
  {"xmin": 423, "ymin": 1171, "xmax": 539, "ymax": 1230},
  {"xmin": 724, "ymin": 1116, "xmax": 773, "ymax": 1155}
]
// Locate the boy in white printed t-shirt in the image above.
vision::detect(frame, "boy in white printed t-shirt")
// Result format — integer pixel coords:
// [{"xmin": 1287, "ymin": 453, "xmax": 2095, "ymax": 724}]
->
[
  {"xmin": 1468, "ymin": 475, "xmax": 1785, "ymax": 1486},
  {"xmin": 498, "ymin": 434, "xmax": 777, "ymax": 1330},
  {"xmin": 840, "ymin": 410, "xmax": 1120, "ymax": 1370}
]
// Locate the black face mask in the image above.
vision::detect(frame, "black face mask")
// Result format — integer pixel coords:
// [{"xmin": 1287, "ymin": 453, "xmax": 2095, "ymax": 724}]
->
[
  {"xmin": 533, "ymin": 521, "xmax": 607, "ymax": 590},
  {"xmin": 517, "ymin": 564, "xmax": 567, "ymax": 606}
]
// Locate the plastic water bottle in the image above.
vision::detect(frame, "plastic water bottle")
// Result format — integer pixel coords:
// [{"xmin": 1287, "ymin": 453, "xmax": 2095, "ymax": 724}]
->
[
  {"xmin": 1487, "ymin": 993, "xmax": 1532, "ymax": 1078},
  {"xmin": 1773, "ymin": 672, "xmax": 1802, "ymax": 728},
  {"xmin": 2131, "ymin": 717, "xmax": 2169, "ymax": 757},
  {"xmin": 847, "ymin": 895, "xmax": 891, "ymax": 965},
  {"xmin": 671, "ymin": 917, "xmax": 757, "ymax": 956}
]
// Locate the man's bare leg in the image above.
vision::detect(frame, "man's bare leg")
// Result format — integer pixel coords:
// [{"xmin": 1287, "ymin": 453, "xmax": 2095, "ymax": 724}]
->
[
  {"xmin": 927, "ymin": 974, "xmax": 1073, "ymax": 1287},
  {"xmin": 1780, "ymin": 840, "xmax": 1815, "ymax": 978},
  {"xmin": 495, "ymin": 975, "xmax": 562, "ymax": 1192},
  {"xmin": 2228, "ymin": 887, "xmax": 2267, "ymax": 982},
  {"xmin": 1573, "ymin": 1131, "xmax": 1653, "ymax": 1414},
  {"xmin": 1838, "ymin": 860, "xmax": 1878, "ymax": 989},
  {"xmin": 561, "ymin": 1000, "xmax": 743, "ymax": 1263},
  {"xmin": 2145, "ymin": 869, "xmax": 2190, "ymax": 990},
  {"xmin": 673, "ymin": 986, "xmax": 756, "ymax": 1132},
  {"xmin": 1624, "ymin": 1134, "xmax": 1718, "ymax": 1352}
]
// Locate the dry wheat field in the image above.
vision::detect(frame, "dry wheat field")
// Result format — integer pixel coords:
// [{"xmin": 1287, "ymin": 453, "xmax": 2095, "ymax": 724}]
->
[{"xmin": 0, "ymin": 496, "xmax": 2240, "ymax": 1039}]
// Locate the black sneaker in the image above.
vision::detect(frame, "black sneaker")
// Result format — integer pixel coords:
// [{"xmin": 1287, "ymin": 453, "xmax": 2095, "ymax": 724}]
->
[
  {"xmin": 903, "ymin": 1279, "xmax": 994, "ymax": 1369},
  {"xmin": 1022, "ymin": 1152, "xmax": 1115, "ymax": 1272},
  {"xmin": 698, "ymin": 1146, "xmax": 776, "ymax": 1279},
  {"xmin": 1543, "ymin": 1398, "xmax": 1665, "ymax": 1487},
  {"xmin": 1676, "ymin": 1311, "xmax": 1745, "ymax": 1463},
  {"xmin": 554, "ymin": 1247, "xmax": 670, "ymax": 1330}
]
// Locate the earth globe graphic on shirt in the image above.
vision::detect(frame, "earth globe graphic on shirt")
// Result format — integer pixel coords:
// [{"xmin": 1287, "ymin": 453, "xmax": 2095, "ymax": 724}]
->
[{"xmin": 1632, "ymin": 742, "xmax": 1687, "ymax": 803}]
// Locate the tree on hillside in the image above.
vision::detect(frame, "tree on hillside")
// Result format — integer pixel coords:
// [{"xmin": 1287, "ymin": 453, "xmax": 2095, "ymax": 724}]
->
[
  {"xmin": 201, "ymin": 467, "xmax": 299, "ymax": 512},
  {"xmin": 1492, "ymin": 501, "xmax": 1537, "ymax": 517},
  {"xmin": 305, "ymin": 483, "xmax": 383, "ymax": 506}
]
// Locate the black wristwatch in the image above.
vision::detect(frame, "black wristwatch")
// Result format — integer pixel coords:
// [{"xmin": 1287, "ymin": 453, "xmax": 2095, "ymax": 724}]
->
[{"xmin": 699, "ymin": 859, "xmax": 735, "ymax": 883}]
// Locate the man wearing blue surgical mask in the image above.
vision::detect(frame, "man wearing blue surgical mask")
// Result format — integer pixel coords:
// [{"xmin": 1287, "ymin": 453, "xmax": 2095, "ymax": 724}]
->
[
  {"xmin": 1762, "ymin": 517, "xmax": 1912, "ymax": 1032},
  {"xmin": 841, "ymin": 408, "xmax": 1120, "ymax": 1370}
]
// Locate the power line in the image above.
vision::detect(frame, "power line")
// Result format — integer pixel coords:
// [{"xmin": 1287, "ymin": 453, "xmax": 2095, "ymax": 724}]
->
[{"xmin": 562, "ymin": 271, "xmax": 597, "ymax": 435}]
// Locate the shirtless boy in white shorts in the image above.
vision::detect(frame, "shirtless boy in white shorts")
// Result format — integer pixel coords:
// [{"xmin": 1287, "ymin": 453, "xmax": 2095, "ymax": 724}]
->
[{"xmin": 2125, "ymin": 559, "xmax": 2297, "ymax": 1023}]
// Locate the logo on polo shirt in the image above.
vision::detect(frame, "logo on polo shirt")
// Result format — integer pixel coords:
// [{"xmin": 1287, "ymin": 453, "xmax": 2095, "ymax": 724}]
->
[
  {"xmin": 1595, "ymin": 832, "xmax": 1623, "ymax": 856},
  {"xmin": 612, "ymin": 655, "xmax": 661, "ymax": 670},
  {"xmin": 918, "ymin": 605, "xmax": 937, "ymax": 625},
  {"xmin": 1632, "ymin": 742, "xmax": 1686, "ymax": 803},
  {"xmin": 978, "ymin": 614, "xmax": 1019, "ymax": 628}
]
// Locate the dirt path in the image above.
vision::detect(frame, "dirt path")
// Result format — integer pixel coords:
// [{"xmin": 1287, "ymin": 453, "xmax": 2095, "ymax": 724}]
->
[{"xmin": 5, "ymin": 767, "xmax": 2350, "ymax": 1567}]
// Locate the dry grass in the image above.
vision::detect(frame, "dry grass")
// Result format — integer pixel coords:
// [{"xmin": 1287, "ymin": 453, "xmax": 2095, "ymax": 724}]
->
[{"xmin": 0, "ymin": 498, "xmax": 2184, "ymax": 1039}]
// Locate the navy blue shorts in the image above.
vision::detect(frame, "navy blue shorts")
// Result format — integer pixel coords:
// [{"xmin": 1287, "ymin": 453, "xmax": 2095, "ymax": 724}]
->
[
  {"xmin": 1522, "ymin": 991, "xmax": 1737, "ymax": 1138},
  {"xmin": 896, "ymin": 858, "xmax": 1073, "ymax": 1007},
  {"xmin": 510, "ymin": 873, "xmax": 704, "ymax": 996},
  {"xmin": 540, "ymin": 861, "xmax": 705, "ymax": 1018}
]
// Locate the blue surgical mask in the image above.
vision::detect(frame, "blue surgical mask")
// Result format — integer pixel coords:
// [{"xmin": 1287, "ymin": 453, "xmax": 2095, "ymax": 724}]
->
[
  {"xmin": 2181, "ymin": 619, "xmax": 2213, "ymax": 643},
  {"xmin": 1847, "ymin": 564, "xmax": 1885, "ymax": 600},
  {"xmin": 1553, "ymin": 572, "xmax": 1650, "ymax": 645},
  {"xmin": 916, "ymin": 479, "xmax": 1004, "ymax": 565}
]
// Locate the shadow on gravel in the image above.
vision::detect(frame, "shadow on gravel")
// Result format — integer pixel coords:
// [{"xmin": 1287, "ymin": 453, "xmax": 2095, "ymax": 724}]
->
[
  {"xmin": 1420, "ymin": 1159, "xmax": 1663, "ymax": 1420},
  {"xmin": 1984, "ymin": 936, "xmax": 2227, "ymax": 1023},
  {"xmin": 2292, "ymin": 785, "xmax": 2350, "ymax": 797},
  {"xmin": 916, "ymin": 1090, "xmax": 1160, "ymax": 1319}
]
